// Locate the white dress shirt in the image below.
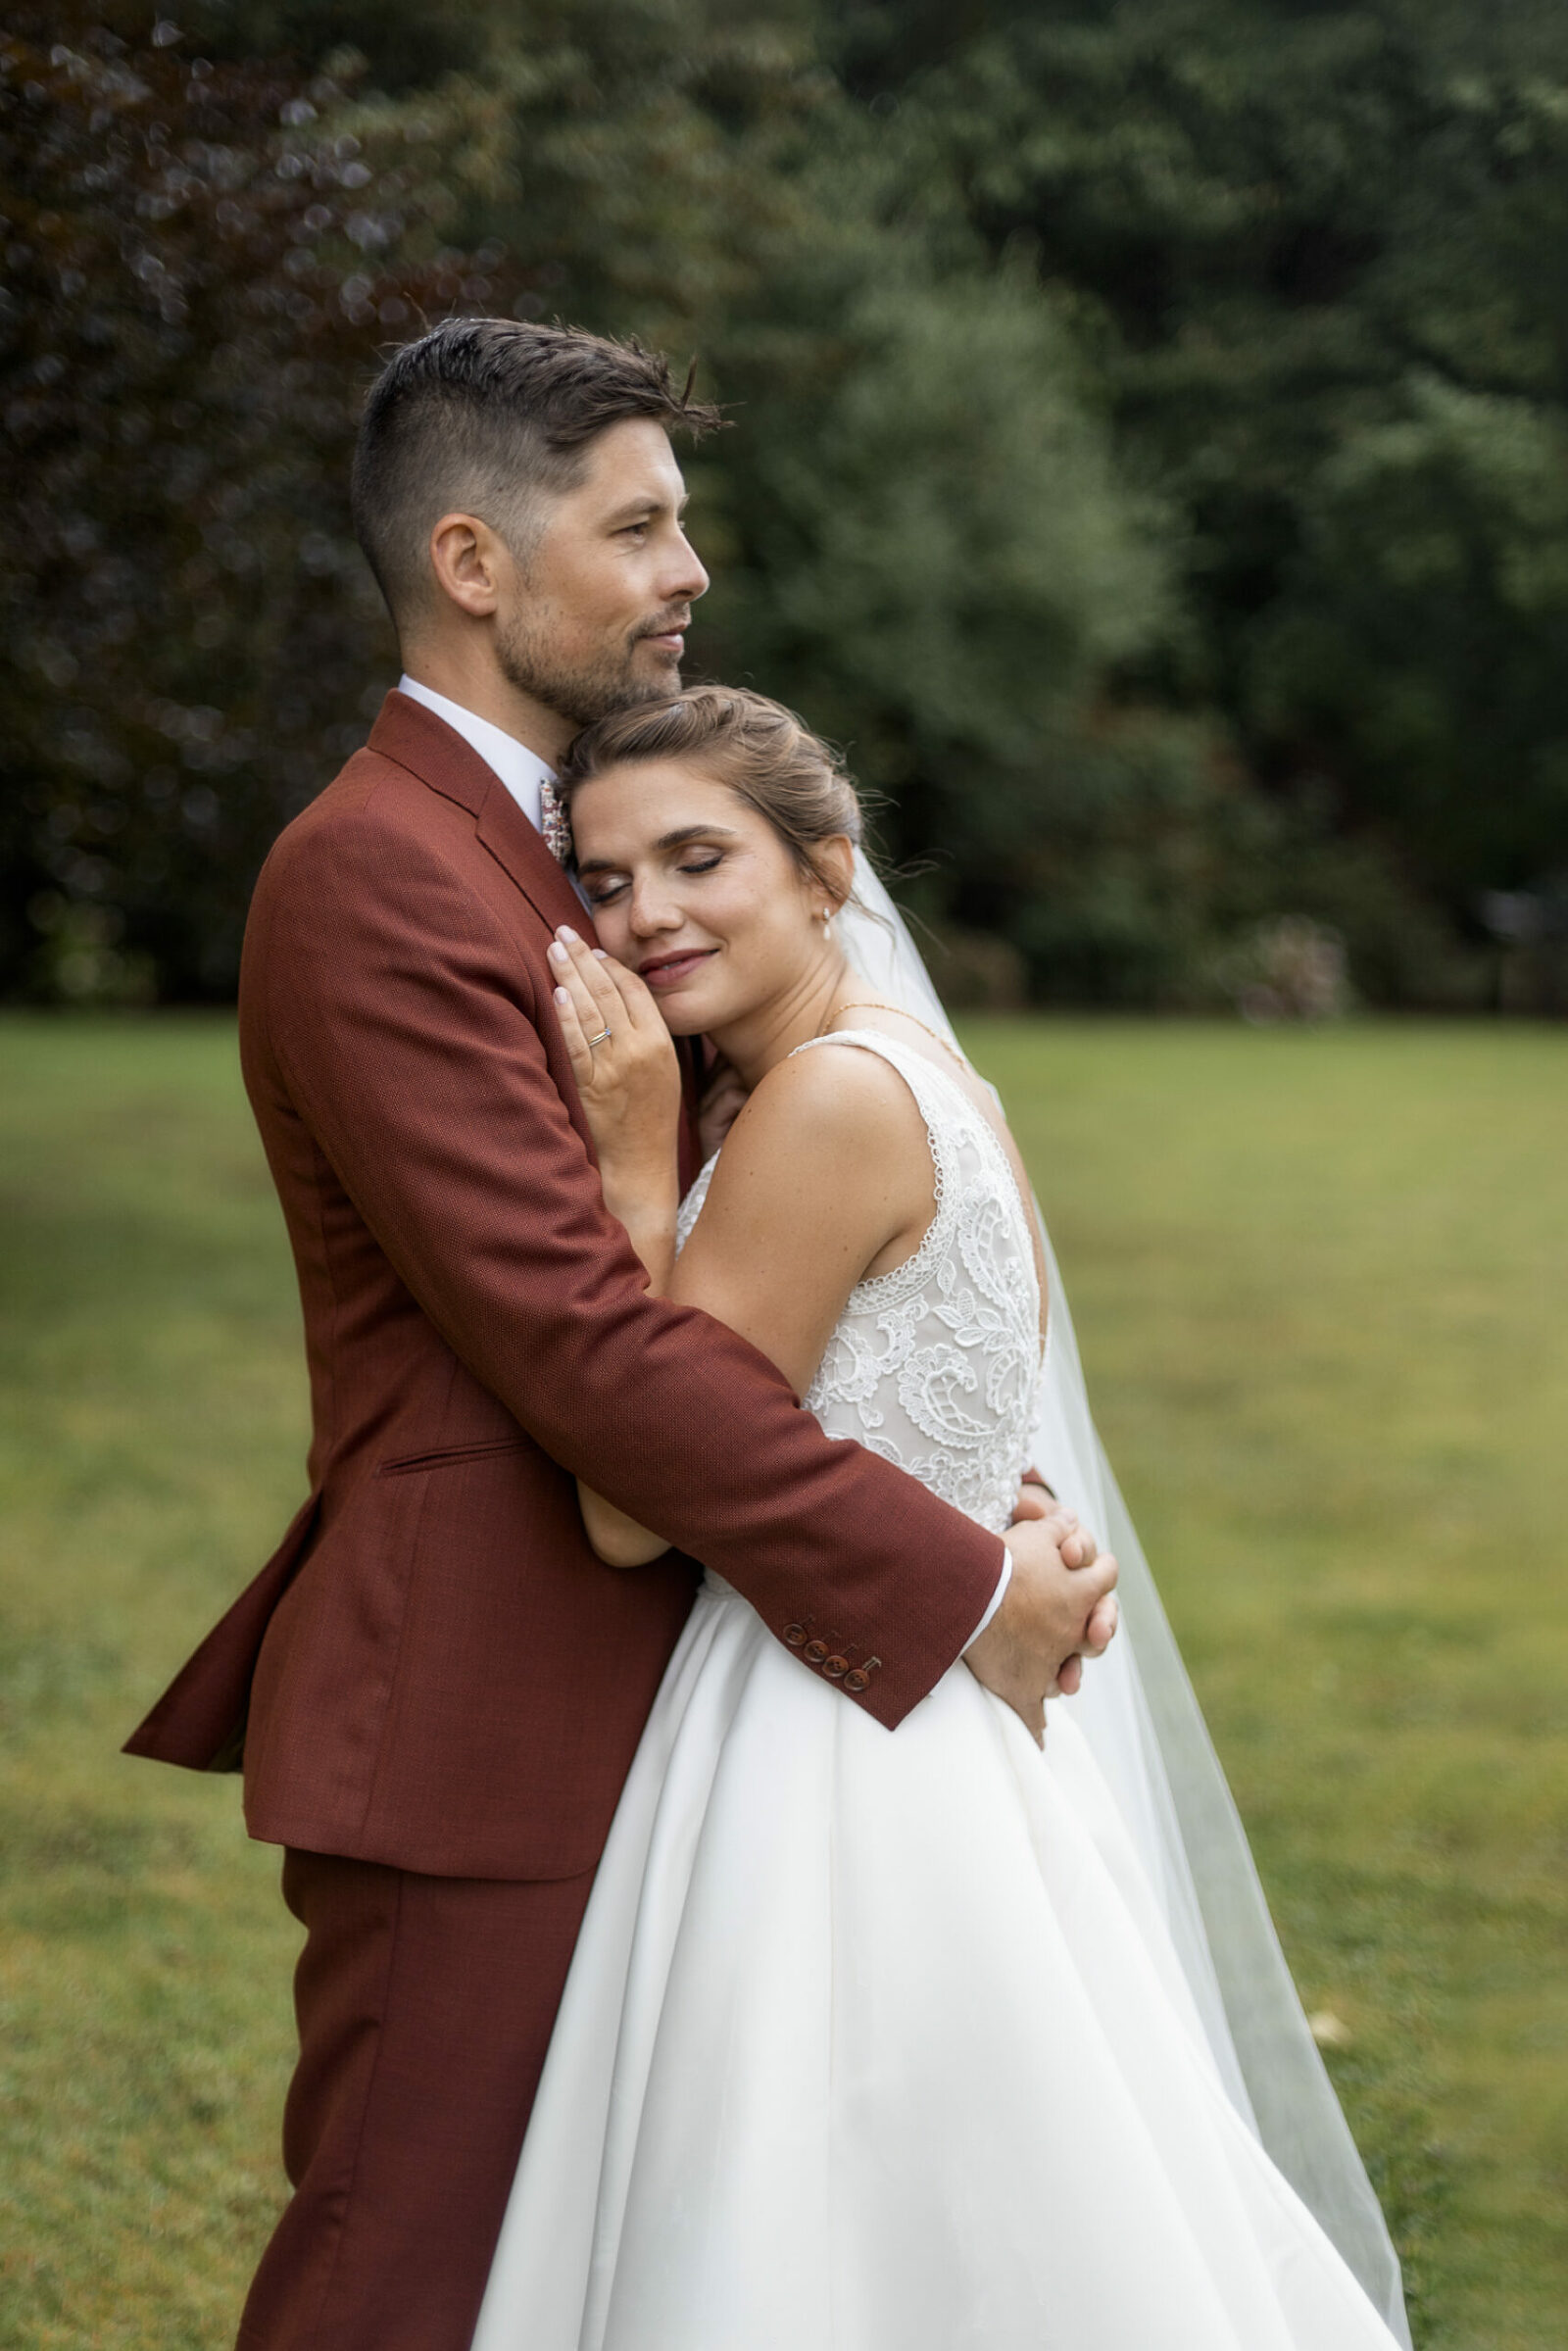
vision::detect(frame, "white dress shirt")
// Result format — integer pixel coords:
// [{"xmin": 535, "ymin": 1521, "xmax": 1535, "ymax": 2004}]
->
[
  {"xmin": 398, "ymin": 672, "xmax": 559, "ymax": 834},
  {"xmin": 394, "ymin": 672, "xmax": 1011, "ymax": 1648}
]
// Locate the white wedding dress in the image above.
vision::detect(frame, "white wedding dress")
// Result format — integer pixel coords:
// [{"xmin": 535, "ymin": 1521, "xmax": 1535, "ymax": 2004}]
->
[{"xmin": 471, "ymin": 1030, "xmax": 1404, "ymax": 2351}]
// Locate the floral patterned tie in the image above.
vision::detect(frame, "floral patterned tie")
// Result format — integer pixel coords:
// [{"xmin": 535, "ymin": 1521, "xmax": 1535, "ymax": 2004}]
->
[{"xmin": 539, "ymin": 775, "xmax": 573, "ymax": 866}]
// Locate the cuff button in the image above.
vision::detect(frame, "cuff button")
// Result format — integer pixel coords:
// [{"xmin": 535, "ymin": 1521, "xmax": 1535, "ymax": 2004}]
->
[
  {"xmin": 843, "ymin": 1669, "xmax": 869, "ymax": 1693},
  {"xmin": 783, "ymin": 1624, "xmax": 808, "ymax": 1647},
  {"xmin": 823, "ymin": 1655, "xmax": 849, "ymax": 1678},
  {"xmin": 804, "ymin": 1640, "xmax": 828, "ymax": 1664}
]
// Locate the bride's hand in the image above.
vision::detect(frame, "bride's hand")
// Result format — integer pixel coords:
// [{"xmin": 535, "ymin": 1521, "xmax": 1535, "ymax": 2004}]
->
[{"xmin": 549, "ymin": 927, "xmax": 682, "ymax": 1182}]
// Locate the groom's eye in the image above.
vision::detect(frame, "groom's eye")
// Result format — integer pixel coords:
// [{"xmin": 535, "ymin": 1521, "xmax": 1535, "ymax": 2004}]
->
[{"xmin": 678, "ymin": 855, "xmax": 722, "ymax": 876}]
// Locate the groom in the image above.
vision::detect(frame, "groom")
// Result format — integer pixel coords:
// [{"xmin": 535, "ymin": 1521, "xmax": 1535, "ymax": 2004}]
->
[{"xmin": 125, "ymin": 318, "xmax": 1119, "ymax": 2351}]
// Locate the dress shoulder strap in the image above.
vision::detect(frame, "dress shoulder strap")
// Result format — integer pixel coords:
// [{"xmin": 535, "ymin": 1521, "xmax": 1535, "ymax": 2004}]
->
[
  {"xmin": 788, "ymin": 1028, "xmax": 970, "ymax": 1307},
  {"xmin": 681, "ymin": 1028, "xmax": 956, "ymax": 1260},
  {"xmin": 793, "ymin": 1028, "xmax": 1045, "ymax": 1342},
  {"xmin": 788, "ymin": 1024, "xmax": 973, "ymax": 1136}
]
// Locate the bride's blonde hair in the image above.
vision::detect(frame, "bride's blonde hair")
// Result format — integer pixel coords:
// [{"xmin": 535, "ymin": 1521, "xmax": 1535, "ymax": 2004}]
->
[{"xmin": 560, "ymin": 685, "xmax": 865, "ymax": 912}]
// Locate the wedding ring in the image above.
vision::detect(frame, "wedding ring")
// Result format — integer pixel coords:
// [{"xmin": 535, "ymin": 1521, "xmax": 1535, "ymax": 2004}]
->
[{"xmin": 586, "ymin": 1025, "xmax": 612, "ymax": 1049}]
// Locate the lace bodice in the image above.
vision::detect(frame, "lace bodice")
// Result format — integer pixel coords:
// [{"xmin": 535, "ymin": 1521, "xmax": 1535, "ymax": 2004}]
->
[{"xmin": 675, "ymin": 1030, "xmax": 1045, "ymax": 1537}]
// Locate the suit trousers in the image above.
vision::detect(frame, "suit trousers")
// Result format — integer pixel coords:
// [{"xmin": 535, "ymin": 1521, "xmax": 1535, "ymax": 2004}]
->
[{"xmin": 236, "ymin": 1847, "xmax": 597, "ymax": 2351}]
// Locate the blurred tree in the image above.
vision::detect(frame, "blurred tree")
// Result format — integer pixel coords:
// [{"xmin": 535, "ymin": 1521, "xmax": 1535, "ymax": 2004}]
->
[
  {"xmin": 454, "ymin": 7, "xmax": 1229, "ymax": 1001},
  {"xmin": 4, "ymin": 0, "xmax": 1200, "ymax": 1004},
  {"xmin": 874, "ymin": 0, "xmax": 1568, "ymax": 989},
  {"xmin": 695, "ymin": 238, "xmax": 1230, "ymax": 1003},
  {"xmin": 185, "ymin": 0, "xmax": 491, "ymax": 91},
  {"xmin": 0, "ymin": 5, "xmax": 529, "ymax": 999},
  {"xmin": 1249, "ymin": 377, "xmax": 1568, "ymax": 894},
  {"xmin": 8, "ymin": 0, "xmax": 1567, "ymax": 1006}
]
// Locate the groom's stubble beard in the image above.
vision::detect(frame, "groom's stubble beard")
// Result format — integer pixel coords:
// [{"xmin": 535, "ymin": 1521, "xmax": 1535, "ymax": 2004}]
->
[{"xmin": 495, "ymin": 600, "xmax": 683, "ymax": 731}]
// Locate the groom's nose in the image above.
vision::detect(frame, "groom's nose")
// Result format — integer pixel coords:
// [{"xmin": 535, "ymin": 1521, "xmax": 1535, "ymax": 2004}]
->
[{"xmin": 662, "ymin": 526, "xmax": 709, "ymax": 606}]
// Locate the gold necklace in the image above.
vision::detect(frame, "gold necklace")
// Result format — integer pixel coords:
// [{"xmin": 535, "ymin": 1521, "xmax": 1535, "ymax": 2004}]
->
[{"xmin": 817, "ymin": 998, "xmax": 971, "ymax": 1074}]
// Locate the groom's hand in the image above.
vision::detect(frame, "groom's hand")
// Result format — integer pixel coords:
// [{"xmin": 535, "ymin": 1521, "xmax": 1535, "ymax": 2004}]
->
[
  {"xmin": 964, "ymin": 1504, "xmax": 1118, "ymax": 1745},
  {"xmin": 697, "ymin": 1050, "xmax": 750, "ymax": 1163}
]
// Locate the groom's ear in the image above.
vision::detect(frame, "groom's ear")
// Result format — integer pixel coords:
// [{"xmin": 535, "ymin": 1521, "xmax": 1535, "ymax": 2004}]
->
[{"xmin": 428, "ymin": 512, "xmax": 509, "ymax": 620}]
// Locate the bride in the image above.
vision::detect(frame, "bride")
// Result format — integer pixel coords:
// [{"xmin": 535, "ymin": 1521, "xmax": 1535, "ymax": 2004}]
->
[{"xmin": 470, "ymin": 685, "xmax": 1411, "ymax": 2350}]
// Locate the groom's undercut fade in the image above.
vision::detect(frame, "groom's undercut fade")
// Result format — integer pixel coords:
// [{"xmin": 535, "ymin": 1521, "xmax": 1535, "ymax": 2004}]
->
[{"xmin": 351, "ymin": 317, "xmax": 723, "ymax": 629}]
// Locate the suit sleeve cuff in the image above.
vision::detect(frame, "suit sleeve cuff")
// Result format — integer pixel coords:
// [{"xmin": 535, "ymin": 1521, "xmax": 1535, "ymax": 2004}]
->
[{"xmin": 963, "ymin": 1545, "xmax": 1012, "ymax": 1651}]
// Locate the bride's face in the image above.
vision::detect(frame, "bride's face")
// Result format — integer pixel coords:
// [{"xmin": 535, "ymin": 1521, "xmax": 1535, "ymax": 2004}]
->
[{"xmin": 570, "ymin": 759, "xmax": 837, "ymax": 1035}]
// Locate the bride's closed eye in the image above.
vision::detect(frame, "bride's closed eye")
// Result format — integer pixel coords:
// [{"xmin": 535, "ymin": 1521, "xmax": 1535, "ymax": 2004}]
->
[{"xmin": 584, "ymin": 853, "xmax": 724, "ymax": 907}]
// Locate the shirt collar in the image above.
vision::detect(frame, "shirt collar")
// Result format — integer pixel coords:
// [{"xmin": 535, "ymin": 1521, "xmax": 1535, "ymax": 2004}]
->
[{"xmin": 396, "ymin": 674, "xmax": 556, "ymax": 835}]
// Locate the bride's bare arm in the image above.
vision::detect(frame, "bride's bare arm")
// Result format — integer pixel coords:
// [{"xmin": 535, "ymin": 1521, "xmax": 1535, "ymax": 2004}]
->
[
  {"xmin": 582, "ymin": 1050, "xmax": 932, "ymax": 1566},
  {"xmin": 662, "ymin": 1048, "xmax": 934, "ymax": 1395}
]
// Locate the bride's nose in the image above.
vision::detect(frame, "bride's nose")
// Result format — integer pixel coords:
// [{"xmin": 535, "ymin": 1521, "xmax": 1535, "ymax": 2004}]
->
[{"xmin": 625, "ymin": 876, "xmax": 684, "ymax": 937}]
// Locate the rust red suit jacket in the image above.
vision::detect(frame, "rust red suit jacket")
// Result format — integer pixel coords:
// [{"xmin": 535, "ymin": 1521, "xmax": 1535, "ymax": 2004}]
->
[{"xmin": 124, "ymin": 692, "xmax": 1004, "ymax": 1880}]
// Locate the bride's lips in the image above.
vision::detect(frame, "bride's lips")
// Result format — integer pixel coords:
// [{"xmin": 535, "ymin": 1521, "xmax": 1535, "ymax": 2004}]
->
[{"xmin": 639, "ymin": 947, "xmax": 717, "ymax": 991}]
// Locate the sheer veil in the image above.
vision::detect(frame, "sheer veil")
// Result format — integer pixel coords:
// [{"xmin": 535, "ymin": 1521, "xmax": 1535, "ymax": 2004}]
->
[{"xmin": 838, "ymin": 853, "xmax": 1412, "ymax": 2345}]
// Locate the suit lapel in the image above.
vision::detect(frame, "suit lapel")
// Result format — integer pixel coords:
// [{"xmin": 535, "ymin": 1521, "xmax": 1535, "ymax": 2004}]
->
[
  {"xmin": 474, "ymin": 786, "xmax": 596, "ymax": 944},
  {"xmin": 367, "ymin": 689, "xmax": 598, "ymax": 947}
]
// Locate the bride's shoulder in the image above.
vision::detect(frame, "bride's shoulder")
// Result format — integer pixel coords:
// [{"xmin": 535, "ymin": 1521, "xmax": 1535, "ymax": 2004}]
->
[
  {"xmin": 712, "ymin": 1038, "xmax": 930, "ymax": 1200},
  {"xmin": 754, "ymin": 1034, "xmax": 925, "ymax": 1136}
]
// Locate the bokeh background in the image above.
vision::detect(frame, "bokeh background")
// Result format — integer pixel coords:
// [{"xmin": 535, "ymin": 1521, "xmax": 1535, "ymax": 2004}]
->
[
  {"xmin": 8, "ymin": 0, "xmax": 1568, "ymax": 1012},
  {"xmin": 2, "ymin": 4, "xmax": 1565, "ymax": 2347}
]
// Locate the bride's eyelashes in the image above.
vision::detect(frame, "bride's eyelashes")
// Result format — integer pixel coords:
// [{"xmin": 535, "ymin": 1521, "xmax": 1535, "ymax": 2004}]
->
[{"xmin": 583, "ymin": 853, "xmax": 725, "ymax": 907}]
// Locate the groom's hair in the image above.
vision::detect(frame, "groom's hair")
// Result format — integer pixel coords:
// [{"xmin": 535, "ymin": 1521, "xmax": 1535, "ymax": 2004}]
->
[{"xmin": 351, "ymin": 317, "xmax": 723, "ymax": 628}]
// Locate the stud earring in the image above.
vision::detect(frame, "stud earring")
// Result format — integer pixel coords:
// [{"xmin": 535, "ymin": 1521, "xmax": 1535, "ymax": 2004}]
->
[{"xmin": 821, "ymin": 906, "xmax": 833, "ymax": 933}]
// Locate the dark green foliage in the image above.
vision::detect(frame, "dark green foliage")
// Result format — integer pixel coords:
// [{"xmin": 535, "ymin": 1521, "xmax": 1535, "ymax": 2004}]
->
[
  {"xmin": 4, "ymin": 0, "xmax": 1567, "ymax": 1004},
  {"xmin": 894, "ymin": 2, "xmax": 1568, "ymax": 973},
  {"xmin": 692, "ymin": 241, "xmax": 1197, "ymax": 997},
  {"xmin": 0, "ymin": 6, "xmax": 534, "ymax": 1001}
]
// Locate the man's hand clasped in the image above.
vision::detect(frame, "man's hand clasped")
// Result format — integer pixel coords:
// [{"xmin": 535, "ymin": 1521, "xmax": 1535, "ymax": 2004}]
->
[{"xmin": 965, "ymin": 1485, "xmax": 1119, "ymax": 1744}]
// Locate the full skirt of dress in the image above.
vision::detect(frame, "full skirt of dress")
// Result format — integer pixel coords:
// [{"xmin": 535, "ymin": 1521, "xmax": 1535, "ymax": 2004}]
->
[{"xmin": 471, "ymin": 1576, "xmax": 1402, "ymax": 2351}]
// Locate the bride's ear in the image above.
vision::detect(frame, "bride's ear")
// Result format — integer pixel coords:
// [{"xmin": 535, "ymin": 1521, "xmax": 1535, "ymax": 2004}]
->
[{"xmin": 814, "ymin": 834, "xmax": 858, "ymax": 920}]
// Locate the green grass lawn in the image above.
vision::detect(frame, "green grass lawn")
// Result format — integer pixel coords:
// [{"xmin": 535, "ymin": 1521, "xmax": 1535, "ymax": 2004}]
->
[{"xmin": 1, "ymin": 1012, "xmax": 1564, "ymax": 2349}]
